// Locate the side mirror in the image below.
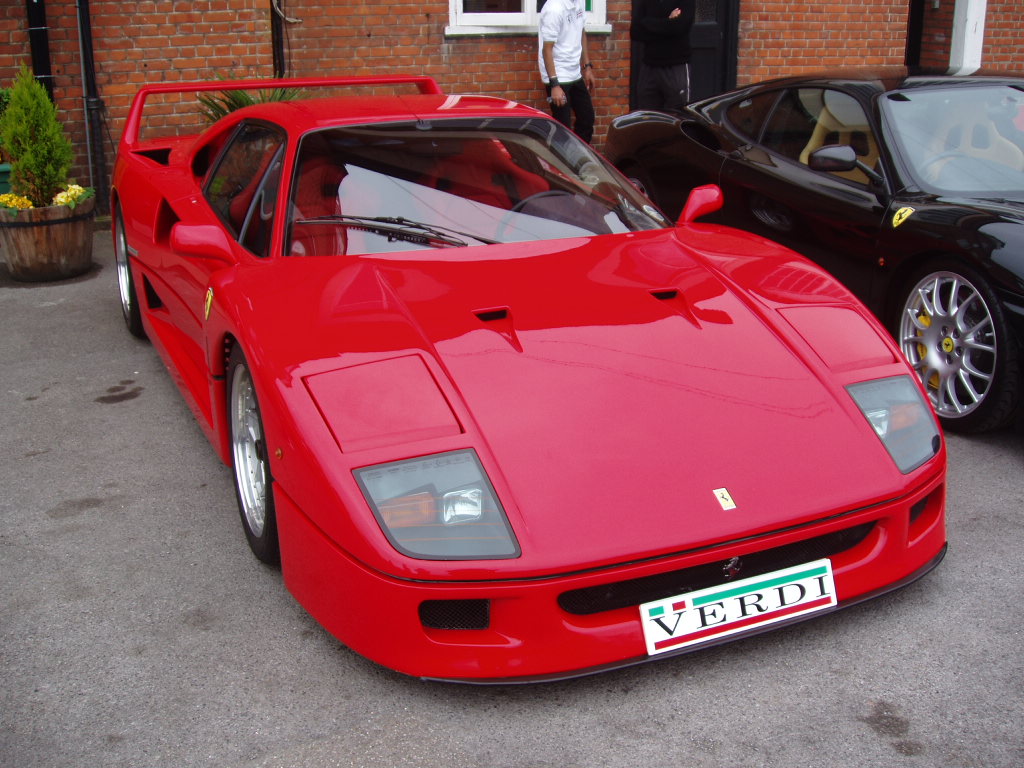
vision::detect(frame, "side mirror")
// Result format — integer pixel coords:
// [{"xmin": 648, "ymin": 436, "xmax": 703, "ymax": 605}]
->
[
  {"xmin": 808, "ymin": 144, "xmax": 858, "ymax": 172},
  {"xmin": 677, "ymin": 184, "xmax": 724, "ymax": 225},
  {"xmin": 809, "ymin": 144, "xmax": 886, "ymax": 190},
  {"xmin": 170, "ymin": 222, "xmax": 235, "ymax": 263}
]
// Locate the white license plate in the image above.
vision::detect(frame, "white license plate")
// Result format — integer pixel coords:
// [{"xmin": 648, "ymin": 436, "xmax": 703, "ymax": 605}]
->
[{"xmin": 639, "ymin": 559, "xmax": 837, "ymax": 656}]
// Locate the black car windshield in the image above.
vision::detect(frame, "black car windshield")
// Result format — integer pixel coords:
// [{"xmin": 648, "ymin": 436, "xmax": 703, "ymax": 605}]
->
[
  {"xmin": 286, "ymin": 116, "xmax": 667, "ymax": 257},
  {"xmin": 882, "ymin": 84, "xmax": 1024, "ymax": 195}
]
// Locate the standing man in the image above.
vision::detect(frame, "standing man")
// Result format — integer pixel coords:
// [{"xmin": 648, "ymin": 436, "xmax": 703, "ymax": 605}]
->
[
  {"xmin": 632, "ymin": 1, "xmax": 695, "ymax": 113},
  {"xmin": 538, "ymin": 0, "xmax": 596, "ymax": 144}
]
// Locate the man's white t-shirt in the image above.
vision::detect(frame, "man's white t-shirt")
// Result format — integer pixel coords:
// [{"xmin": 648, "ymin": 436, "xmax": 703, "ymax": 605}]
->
[{"xmin": 537, "ymin": 0, "xmax": 586, "ymax": 83}]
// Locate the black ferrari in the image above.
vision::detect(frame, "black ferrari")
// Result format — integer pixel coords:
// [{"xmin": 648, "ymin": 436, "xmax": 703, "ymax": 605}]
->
[{"xmin": 606, "ymin": 68, "xmax": 1024, "ymax": 433}]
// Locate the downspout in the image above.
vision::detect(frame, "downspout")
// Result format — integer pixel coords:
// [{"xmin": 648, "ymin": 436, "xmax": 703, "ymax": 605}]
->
[
  {"xmin": 75, "ymin": 0, "xmax": 110, "ymax": 215},
  {"xmin": 25, "ymin": 0, "xmax": 55, "ymax": 98},
  {"xmin": 949, "ymin": 0, "xmax": 987, "ymax": 75},
  {"xmin": 271, "ymin": 0, "xmax": 286, "ymax": 78}
]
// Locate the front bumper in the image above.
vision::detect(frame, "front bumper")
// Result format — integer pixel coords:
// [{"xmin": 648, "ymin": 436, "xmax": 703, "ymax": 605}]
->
[{"xmin": 276, "ymin": 469, "xmax": 946, "ymax": 683}]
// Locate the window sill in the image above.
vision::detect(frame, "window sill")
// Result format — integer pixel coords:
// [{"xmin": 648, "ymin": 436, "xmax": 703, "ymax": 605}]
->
[{"xmin": 444, "ymin": 23, "xmax": 612, "ymax": 38}]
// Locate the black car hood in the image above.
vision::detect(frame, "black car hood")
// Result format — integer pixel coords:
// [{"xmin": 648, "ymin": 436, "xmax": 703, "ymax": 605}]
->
[{"xmin": 948, "ymin": 195, "xmax": 1024, "ymax": 222}]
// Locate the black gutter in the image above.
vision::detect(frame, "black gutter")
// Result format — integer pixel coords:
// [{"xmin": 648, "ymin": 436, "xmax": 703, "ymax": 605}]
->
[
  {"xmin": 25, "ymin": 0, "xmax": 54, "ymax": 98},
  {"xmin": 271, "ymin": 0, "xmax": 286, "ymax": 78},
  {"xmin": 75, "ymin": 0, "xmax": 110, "ymax": 215}
]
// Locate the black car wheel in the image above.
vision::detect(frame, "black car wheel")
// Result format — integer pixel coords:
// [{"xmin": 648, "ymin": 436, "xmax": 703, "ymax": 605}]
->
[
  {"xmin": 897, "ymin": 262, "xmax": 1019, "ymax": 433},
  {"xmin": 228, "ymin": 345, "xmax": 280, "ymax": 565},
  {"xmin": 113, "ymin": 205, "xmax": 146, "ymax": 339}
]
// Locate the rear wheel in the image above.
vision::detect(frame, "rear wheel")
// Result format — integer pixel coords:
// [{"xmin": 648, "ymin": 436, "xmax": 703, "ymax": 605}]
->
[
  {"xmin": 113, "ymin": 205, "xmax": 146, "ymax": 339},
  {"xmin": 228, "ymin": 346, "xmax": 280, "ymax": 565},
  {"xmin": 897, "ymin": 262, "xmax": 1019, "ymax": 433}
]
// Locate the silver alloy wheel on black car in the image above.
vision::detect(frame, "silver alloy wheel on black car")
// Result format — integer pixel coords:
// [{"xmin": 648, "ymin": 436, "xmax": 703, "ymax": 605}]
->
[
  {"xmin": 228, "ymin": 346, "xmax": 280, "ymax": 565},
  {"xmin": 113, "ymin": 206, "xmax": 146, "ymax": 339},
  {"xmin": 898, "ymin": 265, "xmax": 1018, "ymax": 433}
]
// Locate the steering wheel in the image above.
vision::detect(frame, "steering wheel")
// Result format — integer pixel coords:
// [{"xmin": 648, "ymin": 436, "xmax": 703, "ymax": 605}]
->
[
  {"xmin": 510, "ymin": 189, "xmax": 574, "ymax": 213},
  {"xmin": 495, "ymin": 189, "xmax": 576, "ymax": 240},
  {"xmin": 919, "ymin": 151, "xmax": 972, "ymax": 182}
]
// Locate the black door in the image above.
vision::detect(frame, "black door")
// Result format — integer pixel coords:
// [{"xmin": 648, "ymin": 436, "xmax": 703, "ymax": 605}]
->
[
  {"xmin": 689, "ymin": 0, "xmax": 739, "ymax": 100},
  {"xmin": 629, "ymin": 0, "xmax": 738, "ymax": 109}
]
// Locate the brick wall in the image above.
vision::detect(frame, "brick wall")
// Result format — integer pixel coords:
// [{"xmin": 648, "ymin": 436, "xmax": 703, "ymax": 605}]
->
[
  {"xmin": 919, "ymin": 0, "xmax": 955, "ymax": 68},
  {"xmin": 278, "ymin": 2, "xmax": 630, "ymax": 144},
  {"xmin": 1, "ymin": 0, "xmax": 274, "ymax": 189},
  {"xmin": 1, "ymin": 0, "xmax": 1022, "ymax": 198},
  {"xmin": 985, "ymin": 0, "xmax": 1024, "ymax": 69},
  {"xmin": 0, "ymin": 5, "xmax": 30, "ymax": 82},
  {"xmin": 736, "ymin": 1, "xmax": 910, "ymax": 84}
]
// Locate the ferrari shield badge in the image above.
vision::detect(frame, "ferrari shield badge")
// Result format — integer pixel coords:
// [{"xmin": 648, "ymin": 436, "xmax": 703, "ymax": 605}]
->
[
  {"xmin": 892, "ymin": 206, "xmax": 915, "ymax": 228},
  {"xmin": 713, "ymin": 488, "xmax": 736, "ymax": 511},
  {"xmin": 204, "ymin": 287, "xmax": 214, "ymax": 320}
]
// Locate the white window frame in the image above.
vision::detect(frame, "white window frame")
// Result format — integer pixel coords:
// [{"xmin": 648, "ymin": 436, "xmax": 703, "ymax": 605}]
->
[{"xmin": 445, "ymin": 0, "xmax": 610, "ymax": 37}]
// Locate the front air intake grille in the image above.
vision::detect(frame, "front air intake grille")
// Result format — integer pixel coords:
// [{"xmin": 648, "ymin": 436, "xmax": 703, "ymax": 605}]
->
[
  {"xmin": 419, "ymin": 599, "xmax": 490, "ymax": 630},
  {"xmin": 558, "ymin": 522, "xmax": 875, "ymax": 616}
]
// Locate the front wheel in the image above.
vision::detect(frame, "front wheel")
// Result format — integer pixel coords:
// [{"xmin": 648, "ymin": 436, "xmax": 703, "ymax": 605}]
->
[
  {"xmin": 113, "ymin": 205, "xmax": 146, "ymax": 339},
  {"xmin": 896, "ymin": 263, "xmax": 1019, "ymax": 433},
  {"xmin": 228, "ymin": 346, "xmax": 280, "ymax": 565}
]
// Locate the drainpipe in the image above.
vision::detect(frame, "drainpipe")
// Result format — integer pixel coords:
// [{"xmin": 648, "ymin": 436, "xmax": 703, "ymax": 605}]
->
[
  {"xmin": 25, "ymin": 0, "xmax": 55, "ymax": 98},
  {"xmin": 271, "ymin": 0, "xmax": 286, "ymax": 77},
  {"xmin": 949, "ymin": 0, "xmax": 987, "ymax": 75},
  {"xmin": 75, "ymin": 0, "xmax": 109, "ymax": 215}
]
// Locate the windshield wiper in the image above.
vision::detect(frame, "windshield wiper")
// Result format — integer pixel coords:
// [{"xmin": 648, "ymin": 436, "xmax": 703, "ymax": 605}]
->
[{"xmin": 294, "ymin": 215, "xmax": 498, "ymax": 247}]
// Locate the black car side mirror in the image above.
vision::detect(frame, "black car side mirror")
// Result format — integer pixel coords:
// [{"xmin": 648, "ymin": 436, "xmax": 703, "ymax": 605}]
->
[
  {"xmin": 809, "ymin": 144, "xmax": 858, "ymax": 172},
  {"xmin": 809, "ymin": 145, "xmax": 886, "ymax": 190}
]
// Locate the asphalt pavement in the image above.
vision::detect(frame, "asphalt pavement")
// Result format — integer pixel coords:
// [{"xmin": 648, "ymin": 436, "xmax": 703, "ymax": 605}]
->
[{"xmin": 2, "ymin": 230, "xmax": 1022, "ymax": 768}]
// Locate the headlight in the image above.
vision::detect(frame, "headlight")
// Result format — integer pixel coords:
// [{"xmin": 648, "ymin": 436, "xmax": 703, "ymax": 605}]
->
[
  {"xmin": 354, "ymin": 449, "xmax": 520, "ymax": 560},
  {"xmin": 847, "ymin": 376, "xmax": 941, "ymax": 473}
]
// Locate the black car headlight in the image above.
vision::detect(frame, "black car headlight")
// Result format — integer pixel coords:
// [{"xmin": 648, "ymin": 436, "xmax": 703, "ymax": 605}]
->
[
  {"xmin": 354, "ymin": 449, "xmax": 520, "ymax": 560},
  {"xmin": 847, "ymin": 376, "xmax": 942, "ymax": 473}
]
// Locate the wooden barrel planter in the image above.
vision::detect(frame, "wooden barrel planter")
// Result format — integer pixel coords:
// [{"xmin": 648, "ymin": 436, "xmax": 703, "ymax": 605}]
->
[{"xmin": 0, "ymin": 196, "xmax": 95, "ymax": 282}]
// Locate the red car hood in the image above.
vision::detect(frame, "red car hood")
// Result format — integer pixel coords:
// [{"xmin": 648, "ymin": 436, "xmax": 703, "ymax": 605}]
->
[{"xmin": 235, "ymin": 229, "xmax": 911, "ymax": 576}]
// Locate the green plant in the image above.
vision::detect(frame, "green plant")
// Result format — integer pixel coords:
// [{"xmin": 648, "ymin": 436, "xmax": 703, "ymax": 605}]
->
[
  {"xmin": 0, "ymin": 86, "xmax": 10, "ymax": 161},
  {"xmin": 0, "ymin": 66, "xmax": 74, "ymax": 207},
  {"xmin": 197, "ymin": 82, "xmax": 304, "ymax": 123}
]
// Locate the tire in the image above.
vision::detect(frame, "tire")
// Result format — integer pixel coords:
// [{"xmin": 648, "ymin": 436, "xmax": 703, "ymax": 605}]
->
[
  {"xmin": 896, "ymin": 261, "xmax": 1020, "ymax": 433},
  {"xmin": 113, "ymin": 205, "xmax": 146, "ymax": 339},
  {"xmin": 227, "ymin": 346, "xmax": 280, "ymax": 565}
]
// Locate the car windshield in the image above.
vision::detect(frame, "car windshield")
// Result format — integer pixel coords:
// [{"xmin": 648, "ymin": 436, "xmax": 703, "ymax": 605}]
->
[
  {"xmin": 286, "ymin": 116, "xmax": 668, "ymax": 257},
  {"xmin": 882, "ymin": 84, "xmax": 1024, "ymax": 195}
]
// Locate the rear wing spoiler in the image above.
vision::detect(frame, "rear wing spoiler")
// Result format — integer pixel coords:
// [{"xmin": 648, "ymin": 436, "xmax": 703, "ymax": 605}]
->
[{"xmin": 119, "ymin": 75, "xmax": 443, "ymax": 151}]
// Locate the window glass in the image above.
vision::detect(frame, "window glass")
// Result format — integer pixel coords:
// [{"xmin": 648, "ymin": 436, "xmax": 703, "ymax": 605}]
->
[
  {"xmin": 883, "ymin": 84, "xmax": 1024, "ymax": 194},
  {"xmin": 239, "ymin": 149, "xmax": 283, "ymax": 258},
  {"xmin": 286, "ymin": 115, "xmax": 667, "ymax": 258},
  {"xmin": 762, "ymin": 88, "xmax": 824, "ymax": 162},
  {"xmin": 448, "ymin": 0, "xmax": 604, "ymax": 34},
  {"xmin": 762, "ymin": 88, "xmax": 877, "ymax": 184},
  {"xmin": 205, "ymin": 123, "xmax": 285, "ymax": 246},
  {"xmin": 725, "ymin": 91, "xmax": 779, "ymax": 142},
  {"xmin": 695, "ymin": 0, "xmax": 716, "ymax": 22},
  {"xmin": 463, "ymin": 0, "xmax": 520, "ymax": 10}
]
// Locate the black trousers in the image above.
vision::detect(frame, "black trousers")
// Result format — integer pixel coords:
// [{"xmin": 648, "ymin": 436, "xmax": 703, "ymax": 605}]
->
[
  {"xmin": 546, "ymin": 78, "xmax": 595, "ymax": 144},
  {"xmin": 636, "ymin": 61, "xmax": 691, "ymax": 114}
]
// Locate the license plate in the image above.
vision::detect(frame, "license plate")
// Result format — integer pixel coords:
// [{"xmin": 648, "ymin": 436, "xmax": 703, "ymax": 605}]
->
[{"xmin": 639, "ymin": 559, "xmax": 837, "ymax": 656}]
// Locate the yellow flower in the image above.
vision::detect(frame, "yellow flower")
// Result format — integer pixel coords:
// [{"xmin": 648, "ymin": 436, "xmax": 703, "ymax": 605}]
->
[
  {"xmin": 0, "ymin": 193, "xmax": 34, "ymax": 210},
  {"xmin": 52, "ymin": 184, "xmax": 90, "ymax": 207}
]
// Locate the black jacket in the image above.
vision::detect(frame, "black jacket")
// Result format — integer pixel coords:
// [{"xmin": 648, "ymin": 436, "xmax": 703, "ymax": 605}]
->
[{"xmin": 632, "ymin": 0, "xmax": 695, "ymax": 67}]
